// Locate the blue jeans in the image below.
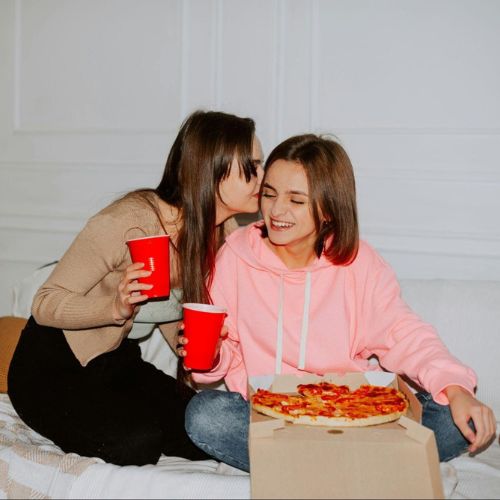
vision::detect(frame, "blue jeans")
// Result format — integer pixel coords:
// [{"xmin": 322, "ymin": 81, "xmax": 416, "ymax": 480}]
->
[{"xmin": 185, "ymin": 389, "xmax": 471, "ymax": 472}]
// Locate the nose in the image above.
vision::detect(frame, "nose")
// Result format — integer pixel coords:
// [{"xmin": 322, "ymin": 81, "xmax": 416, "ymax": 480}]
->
[{"xmin": 270, "ymin": 195, "xmax": 287, "ymax": 217}]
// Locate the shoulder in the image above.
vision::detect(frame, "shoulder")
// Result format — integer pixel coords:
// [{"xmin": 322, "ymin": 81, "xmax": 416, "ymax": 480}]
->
[
  {"xmin": 85, "ymin": 192, "xmax": 161, "ymax": 239},
  {"xmin": 348, "ymin": 240, "xmax": 393, "ymax": 276},
  {"xmin": 216, "ymin": 223, "xmax": 259, "ymax": 263},
  {"xmin": 225, "ymin": 222, "xmax": 252, "ymax": 244}
]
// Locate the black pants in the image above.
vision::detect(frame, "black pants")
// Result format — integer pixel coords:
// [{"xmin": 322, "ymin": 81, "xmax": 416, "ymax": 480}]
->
[{"xmin": 7, "ymin": 316, "xmax": 210, "ymax": 466}]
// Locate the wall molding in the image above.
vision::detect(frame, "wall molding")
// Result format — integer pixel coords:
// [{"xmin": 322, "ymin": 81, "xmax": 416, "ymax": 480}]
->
[
  {"xmin": 0, "ymin": 257, "xmax": 46, "ymax": 266},
  {"xmin": 271, "ymin": 0, "xmax": 285, "ymax": 147},
  {"xmin": 0, "ymin": 159, "xmax": 161, "ymax": 173},
  {"xmin": 3, "ymin": 161, "xmax": 499, "ymax": 182},
  {"xmin": 0, "ymin": 213, "xmax": 85, "ymax": 233},
  {"xmin": 376, "ymin": 245, "xmax": 500, "ymax": 260},
  {"xmin": 213, "ymin": 0, "xmax": 223, "ymax": 109},
  {"xmin": 333, "ymin": 127, "xmax": 500, "ymax": 136},
  {"xmin": 354, "ymin": 166, "xmax": 500, "ymax": 183},
  {"xmin": 309, "ymin": 0, "xmax": 319, "ymax": 132},
  {"xmin": 179, "ymin": 0, "xmax": 189, "ymax": 121},
  {"xmin": 363, "ymin": 225, "xmax": 500, "ymax": 243},
  {"xmin": 12, "ymin": 0, "xmax": 178, "ymax": 135}
]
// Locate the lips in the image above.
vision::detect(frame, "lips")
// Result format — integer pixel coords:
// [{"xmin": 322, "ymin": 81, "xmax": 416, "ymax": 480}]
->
[{"xmin": 270, "ymin": 218, "xmax": 294, "ymax": 230}]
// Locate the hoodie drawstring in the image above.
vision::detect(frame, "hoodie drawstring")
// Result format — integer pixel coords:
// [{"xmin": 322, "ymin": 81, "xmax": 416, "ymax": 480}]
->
[
  {"xmin": 298, "ymin": 271, "xmax": 312, "ymax": 370},
  {"xmin": 275, "ymin": 271, "xmax": 312, "ymax": 374},
  {"xmin": 275, "ymin": 276, "xmax": 285, "ymax": 375}
]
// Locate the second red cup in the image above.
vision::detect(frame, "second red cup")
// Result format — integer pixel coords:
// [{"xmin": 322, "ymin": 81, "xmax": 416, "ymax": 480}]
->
[
  {"xmin": 182, "ymin": 303, "xmax": 227, "ymax": 370},
  {"xmin": 126, "ymin": 234, "xmax": 170, "ymax": 299}
]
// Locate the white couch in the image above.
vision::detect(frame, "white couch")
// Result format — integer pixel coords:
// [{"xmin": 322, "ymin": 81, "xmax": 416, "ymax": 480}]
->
[{"xmin": 1, "ymin": 265, "xmax": 499, "ymax": 499}]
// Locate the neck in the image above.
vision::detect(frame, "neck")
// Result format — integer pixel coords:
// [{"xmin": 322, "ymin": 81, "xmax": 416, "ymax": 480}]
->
[
  {"xmin": 265, "ymin": 238, "xmax": 317, "ymax": 269},
  {"xmin": 215, "ymin": 198, "xmax": 232, "ymax": 226}
]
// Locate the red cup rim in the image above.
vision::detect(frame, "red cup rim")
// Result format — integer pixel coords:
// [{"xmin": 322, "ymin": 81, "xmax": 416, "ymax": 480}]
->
[
  {"xmin": 126, "ymin": 234, "xmax": 170, "ymax": 243},
  {"xmin": 183, "ymin": 303, "xmax": 227, "ymax": 314}
]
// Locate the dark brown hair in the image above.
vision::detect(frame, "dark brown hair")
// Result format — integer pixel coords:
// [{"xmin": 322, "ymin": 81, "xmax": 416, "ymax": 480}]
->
[
  {"xmin": 261, "ymin": 134, "xmax": 359, "ymax": 265},
  {"xmin": 131, "ymin": 110, "xmax": 256, "ymax": 389},
  {"xmin": 133, "ymin": 110, "xmax": 256, "ymax": 303}
]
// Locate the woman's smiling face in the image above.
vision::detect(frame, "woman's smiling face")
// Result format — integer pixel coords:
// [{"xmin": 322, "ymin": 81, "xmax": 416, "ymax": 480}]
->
[{"xmin": 260, "ymin": 159, "xmax": 318, "ymax": 257}]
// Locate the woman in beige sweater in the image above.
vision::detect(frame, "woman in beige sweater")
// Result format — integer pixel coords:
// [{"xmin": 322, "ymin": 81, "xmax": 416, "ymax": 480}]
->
[{"xmin": 7, "ymin": 110, "xmax": 264, "ymax": 466}]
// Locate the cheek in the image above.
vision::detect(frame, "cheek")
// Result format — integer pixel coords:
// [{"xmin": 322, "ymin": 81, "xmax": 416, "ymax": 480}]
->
[{"xmin": 259, "ymin": 200, "xmax": 270, "ymax": 216}]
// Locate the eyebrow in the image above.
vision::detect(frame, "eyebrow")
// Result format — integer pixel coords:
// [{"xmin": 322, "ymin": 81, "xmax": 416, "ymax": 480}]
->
[{"xmin": 262, "ymin": 182, "xmax": 308, "ymax": 196}]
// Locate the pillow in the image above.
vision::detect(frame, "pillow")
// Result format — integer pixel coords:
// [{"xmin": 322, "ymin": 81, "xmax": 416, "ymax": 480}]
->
[
  {"xmin": 400, "ymin": 279, "xmax": 500, "ymax": 418},
  {"xmin": 11, "ymin": 262, "xmax": 57, "ymax": 318},
  {"xmin": 0, "ymin": 316, "xmax": 27, "ymax": 393}
]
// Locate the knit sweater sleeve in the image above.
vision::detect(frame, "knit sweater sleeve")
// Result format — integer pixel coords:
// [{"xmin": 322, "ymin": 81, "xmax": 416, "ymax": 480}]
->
[
  {"xmin": 32, "ymin": 206, "xmax": 146, "ymax": 330},
  {"xmin": 357, "ymin": 244, "xmax": 477, "ymax": 404}
]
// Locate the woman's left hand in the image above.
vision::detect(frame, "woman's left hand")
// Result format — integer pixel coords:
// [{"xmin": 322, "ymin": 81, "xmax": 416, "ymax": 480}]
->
[{"xmin": 445, "ymin": 385, "xmax": 497, "ymax": 453}]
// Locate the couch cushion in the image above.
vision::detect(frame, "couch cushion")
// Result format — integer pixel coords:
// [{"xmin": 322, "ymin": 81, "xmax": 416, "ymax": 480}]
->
[
  {"xmin": 0, "ymin": 316, "xmax": 27, "ymax": 392},
  {"xmin": 400, "ymin": 279, "xmax": 500, "ymax": 418}
]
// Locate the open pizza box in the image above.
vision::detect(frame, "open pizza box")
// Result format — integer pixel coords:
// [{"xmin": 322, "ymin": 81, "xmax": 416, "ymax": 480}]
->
[{"xmin": 248, "ymin": 371, "xmax": 444, "ymax": 499}]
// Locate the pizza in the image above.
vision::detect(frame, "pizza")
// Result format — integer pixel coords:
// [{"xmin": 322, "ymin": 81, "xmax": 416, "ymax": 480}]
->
[{"xmin": 251, "ymin": 381, "xmax": 409, "ymax": 427}]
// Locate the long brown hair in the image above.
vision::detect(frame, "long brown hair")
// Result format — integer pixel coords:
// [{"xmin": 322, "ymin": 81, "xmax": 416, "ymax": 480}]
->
[
  {"xmin": 261, "ymin": 134, "xmax": 359, "ymax": 265},
  {"xmin": 157, "ymin": 110, "xmax": 256, "ymax": 302},
  {"xmin": 131, "ymin": 110, "xmax": 256, "ymax": 389}
]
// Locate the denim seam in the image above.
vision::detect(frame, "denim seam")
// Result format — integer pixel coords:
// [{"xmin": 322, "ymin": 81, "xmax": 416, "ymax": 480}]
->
[{"xmin": 186, "ymin": 432, "xmax": 248, "ymax": 470}]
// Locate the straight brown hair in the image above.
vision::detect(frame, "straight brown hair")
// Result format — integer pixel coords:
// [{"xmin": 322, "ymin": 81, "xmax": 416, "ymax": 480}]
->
[
  {"xmin": 129, "ymin": 110, "xmax": 256, "ymax": 390},
  {"xmin": 157, "ymin": 110, "xmax": 256, "ymax": 303},
  {"xmin": 132, "ymin": 110, "xmax": 256, "ymax": 303},
  {"xmin": 261, "ymin": 134, "xmax": 359, "ymax": 265}
]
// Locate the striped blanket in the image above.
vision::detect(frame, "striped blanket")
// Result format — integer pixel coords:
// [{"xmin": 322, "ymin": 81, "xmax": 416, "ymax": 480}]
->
[{"xmin": 0, "ymin": 394, "xmax": 97, "ymax": 499}]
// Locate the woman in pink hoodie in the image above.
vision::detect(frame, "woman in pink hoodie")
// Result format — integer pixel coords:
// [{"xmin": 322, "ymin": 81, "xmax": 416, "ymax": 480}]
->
[{"xmin": 181, "ymin": 134, "xmax": 495, "ymax": 472}]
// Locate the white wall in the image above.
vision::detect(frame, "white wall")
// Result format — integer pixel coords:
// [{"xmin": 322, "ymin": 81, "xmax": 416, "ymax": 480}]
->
[{"xmin": 1, "ymin": 0, "xmax": 499, "ymax": 315}]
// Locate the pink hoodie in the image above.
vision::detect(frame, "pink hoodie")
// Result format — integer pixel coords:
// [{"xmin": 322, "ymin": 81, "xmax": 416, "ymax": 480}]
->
[{"xmin": 193, "ymin": 222, "xmax": 476, "ymax": 404}]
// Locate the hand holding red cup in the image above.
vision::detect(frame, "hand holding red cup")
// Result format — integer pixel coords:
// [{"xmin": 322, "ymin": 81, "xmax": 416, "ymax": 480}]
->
[
  {"xmin": 126, "ymin": 235, "xmax": 170, "ymax": 299},
  {"xmin": 180, "ymin": 303, "xmax": 227, "ymax": 370}
]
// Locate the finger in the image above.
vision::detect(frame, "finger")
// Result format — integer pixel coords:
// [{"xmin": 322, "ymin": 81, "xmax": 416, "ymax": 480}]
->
[
  {"xmin": 468, "ymin": 416, "xmax": 484, "ymax": 452},
  {"xmin": 129, "ymin": 282, "xmax": 154, "ymax": 293},
  {"xmin": 455, "ymin": 417, "xmax": 476, "ymax": 446},
  {"xmin": 178, "ymin": 336, "xmax": 188, "ymax": 345},
  {"xmin": 128, "ymin": 261, "xmax": 146, "ymax": 271},
  {"xmin": 128, "ymin": 294, "xmax": 150, "ymax": 305},
  {"xmin": 126, "ymin": 270, "xmax": 153, "ymax": 282},
  {"xmin": 176, "ymin": 348, "xmax": 187, "ymax": 357},
  {"xmin": 474, "ymin": 408, "xmax": 496, "ymax": 450},
  {"xmin": 467, "ymin": 406, "xmax": 493, "ymax": 452}
]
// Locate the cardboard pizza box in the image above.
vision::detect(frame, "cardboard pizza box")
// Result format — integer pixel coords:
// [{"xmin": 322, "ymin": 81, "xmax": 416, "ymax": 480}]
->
[{"xmin": 249, "ymin": 372, "xmax": 444, "ymax": 499}]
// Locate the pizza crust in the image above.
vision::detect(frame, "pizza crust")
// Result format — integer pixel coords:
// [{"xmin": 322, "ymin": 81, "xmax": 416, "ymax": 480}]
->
[{"xmin": 252, "ymin": 402, "xmax": 406, "ymax": 427}]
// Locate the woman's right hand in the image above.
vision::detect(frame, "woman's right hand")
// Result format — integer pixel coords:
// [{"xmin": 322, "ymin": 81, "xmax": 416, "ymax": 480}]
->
[
  {"xmin": 176, "ymin": 323, "xmax": 228, "ymax": 368},
  {"xmin": 112, "ymin": 262, "xmax": 153, "ymax": 322}
]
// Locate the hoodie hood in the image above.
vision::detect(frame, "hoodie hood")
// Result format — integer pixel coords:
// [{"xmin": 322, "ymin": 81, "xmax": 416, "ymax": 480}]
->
[
  {"xmin": 224, "ymin": 221, "xmax": 333, "ymax": 281},
  {"xmin": 224, "ymin": 222, "xmax": 332, "ymax": 373}
]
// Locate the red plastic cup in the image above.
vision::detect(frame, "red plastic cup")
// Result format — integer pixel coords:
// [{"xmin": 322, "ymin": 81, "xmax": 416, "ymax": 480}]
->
[
  {"xmin": 126, "ymin": 234, "xmax": 170, "ymax": 299},
  {"xmin": 182, "ymin": 303, "xmax": 227, "ymax": 370}
]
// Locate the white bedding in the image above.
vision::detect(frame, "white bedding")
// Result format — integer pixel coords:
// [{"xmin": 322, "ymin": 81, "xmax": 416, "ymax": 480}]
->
[
  {"xmin": 1, "ymin": 391, "xmax": 500, "ymax": 499},
  {"xmin": 0, "ymin": 393, "xmax": 249, "ymax": 500}
]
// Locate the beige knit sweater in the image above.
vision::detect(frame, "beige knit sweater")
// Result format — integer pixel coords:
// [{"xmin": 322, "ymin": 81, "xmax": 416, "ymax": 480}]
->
[{"xmin": 32, "ymin": 193, "xmax": 238, "ymax": 366}]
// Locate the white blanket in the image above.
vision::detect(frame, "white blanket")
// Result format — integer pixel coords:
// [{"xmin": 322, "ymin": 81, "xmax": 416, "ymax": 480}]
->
[
  {"xmin": 2, "ymin": 393, "xmax": 500, "ymax": 499},
  {"xmin": 0, "ymin": 394, "xmax": 249, "ymax": 499}
]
